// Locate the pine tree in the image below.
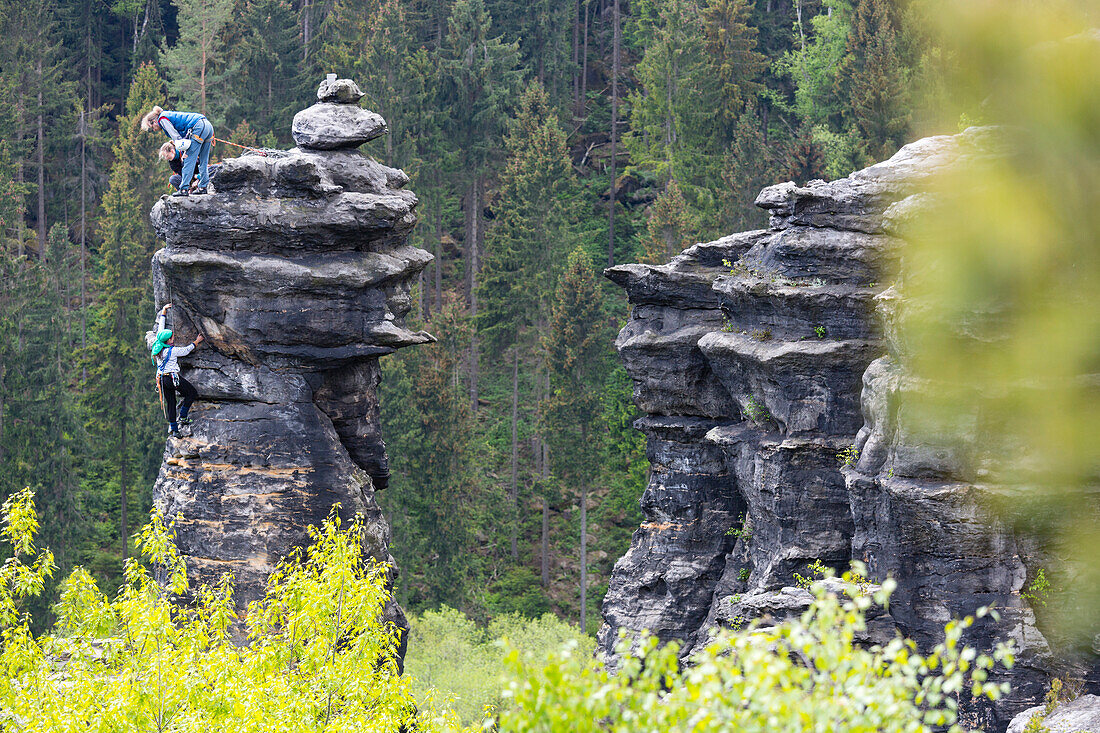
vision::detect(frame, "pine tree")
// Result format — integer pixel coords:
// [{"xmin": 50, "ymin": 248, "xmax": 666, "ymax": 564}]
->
[
  {"xmin": 162, "ymin": 0, "xmax": 235, "ymax": 119},
  {"xmin": 640, "ymin": 179, "xmax": 695, "ymax": 265},
  {"xmin": 81, "ymin": 63, "xmax": 166, "ymax": 567},
  {"xmin": 541, "ymin": 247, "xmax": 605, "ymax": 633}
]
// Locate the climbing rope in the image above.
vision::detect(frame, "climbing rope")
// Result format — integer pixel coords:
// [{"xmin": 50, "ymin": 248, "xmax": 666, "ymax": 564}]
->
[{"xmin": 212, "ymin": 136, "xmax": 269, "ymax": 157}]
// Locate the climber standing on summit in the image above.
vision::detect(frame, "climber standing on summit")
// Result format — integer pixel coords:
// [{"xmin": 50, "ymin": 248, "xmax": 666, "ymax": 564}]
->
[
  {"xmin": 141, "ymin": 106, "xmax": 214, "ymax": 197},
  {"xmin": 150, "ymin": 303, "xmax": 204, "ymax": 436}
]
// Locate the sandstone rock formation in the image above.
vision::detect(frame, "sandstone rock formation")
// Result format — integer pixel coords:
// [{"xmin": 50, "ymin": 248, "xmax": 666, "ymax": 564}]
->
[
  {"xmin": 148, "ymin": 80, "xmax": 429, "ymax": 662},
  {"xmin": 600, "ymin": 128, "xmax": 1092, "ymax": 729}
]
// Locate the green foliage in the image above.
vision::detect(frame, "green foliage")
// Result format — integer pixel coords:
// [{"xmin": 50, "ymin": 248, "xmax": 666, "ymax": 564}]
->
[
  {"xmin": 225, "ymin": 0, "xmax": 304, "ymax": 141},
  {"xmin": 742, "ymin": 395, "xmax": 772, "ymax": 425},
  {"xmin": 639, "ymin": 179, "xmax": 695, "ymax": 265},
  {"xmin": 900, "ymin": 0, "xmax": 1099, "ymax": 643},
  {"xmin": 777, "ymin": 0, "xmax": 853, "ymax": 129},
  {"xmin": 837, "ymin": 445, "xmax": 860, "ymax": 467},
  {"xmin": 1022, "ymin": 568, "xmax": 1052, "ymax": 608},
  {"xmin": 404, "ymin": 605, "xmax": 593, "ymax": 726},
  {"xmin": 793, "ymin": 558, "xmax": 829, "ymax": 589},
  {"xmin": 496, "ymin": 574, "xmax": 1014, "ymax": 731},
  {"xmin": 0, "ymin": 491, "xmax": 469, "ymax": 732},
  {"xmin": 838, "ymin": 0, "xmax": 910, "ymax": 161},
  {"xmin": 80, "ymin": 63, "xmax": 167, "ymax": 572},
  {"xmin": 724, "ymin": 514, "xmax": 751, "ymax": 541}
]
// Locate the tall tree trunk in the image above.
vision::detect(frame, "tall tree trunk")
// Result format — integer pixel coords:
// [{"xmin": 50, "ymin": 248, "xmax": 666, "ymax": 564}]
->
[
  {"xmin": 541, "ymin": 497, "xmax": 550, "ymax": 586},
  {"xmin": 302, "ymin": 0, "xmax": 311, "ymax": 61},
  {"xmin": 15, "ymin": 100, "xmax": 25, "ymax": 257},
  {"xmin": 120, "ymin": 415, "xmax": 128, "ymax": 560},
  {"xmin": 608, "ymin": 0, "xmax": 620, "ymax": 268},
  {"xmin": 580, "ymin": 478, "xmax": 588, "ymax": 633},
  {"xmin": 467, "ymin": 179, "xmax": 481, "ymax": 413},
  {"xmin": 37, "ymin": 57, "xmax": 46, "ymax": 257},
  {"xmin": 200, "ymin": 18, "xmax": 208, "ymax": 115},
  {"xmin": 580, "ymin": 1, "xmax": 589, "ymax": 120},
  {"xmin": 510, "ymin": 348, "xmax": 519, "ymax": 560},
  {"xmin": 79, "ymin": 110, "xmax": 88, "ymax": 359},
  {"xmin": 434, "ymin": 204, "xmax": 443, "ymax": 313},
  {"xmin": 418, "ymin": 271, "xmax": 426, "ymax": 320},
  {"xmin": 572, "ymin": 0, "xmax": 580, "ymax": 117}
]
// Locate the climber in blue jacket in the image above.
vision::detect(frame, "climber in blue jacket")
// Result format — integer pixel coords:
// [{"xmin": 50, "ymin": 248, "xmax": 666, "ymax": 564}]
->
[{"xmin": 142, "ymin": 106, "xmax": 214, "ymax": 197}]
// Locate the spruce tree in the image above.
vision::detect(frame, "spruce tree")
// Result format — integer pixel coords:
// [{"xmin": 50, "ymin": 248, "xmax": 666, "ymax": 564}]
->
[
  {"xmin": 81, "ymin": 63, "xmax": 166, "ymax": 568},
  {"xmin": 699, "ymin": 0, "xmax": 766, "ymax": 135},
  {"xmin": 479, "ymin": 80, "xmax": 576, "ymax": 565},
  {"xmin": 225, "ymin": 0, "xmax": 303, "ymax": 141},
  {"xmin": 838, "ymin": 0, "xmax": 910, "ymax": 161},
  {"xmin": 441, "ymin": 0, "xmax": 522, "ymax": 411},
  {"xmin": 640, "ymin": 179, "xmax": 695, "ymax": 265},
  {"xmin": 318, "ymin": 0, "xmax": 412, "ymax": 165},
  {"xmin": 541, "ymin": 247, "xmax": 605, "ymax": 633},
  {"xmin": 378, "ymin": 299, "xmax": 479, "ymax": 609}
]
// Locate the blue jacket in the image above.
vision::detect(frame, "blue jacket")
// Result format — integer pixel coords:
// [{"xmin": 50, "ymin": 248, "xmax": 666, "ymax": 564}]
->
[{"xmin": 158, "ymin": 110, "xmax": 209, "ymax": 141}]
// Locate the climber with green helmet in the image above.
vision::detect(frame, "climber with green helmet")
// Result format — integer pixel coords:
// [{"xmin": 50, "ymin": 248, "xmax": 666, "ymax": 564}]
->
[{"xmin": 151, "ymin": 303, "xmax": 204, "ymax": 436}]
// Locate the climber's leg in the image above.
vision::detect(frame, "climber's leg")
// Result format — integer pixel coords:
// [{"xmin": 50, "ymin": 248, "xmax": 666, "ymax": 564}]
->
[
  {"xmin": 195, "ymin": 120, "xmax": 214, "ymax": 190},
  {"xmin": 160, "ymin": 374, "xmax": 178, "ymax": 425},
  {"xmin": 178, "ymin": 143, "xmax": 199, "ymax": 193},
  {"xmin": 177, "ymin": 377, "xmax": 198, "ymax": 423}
]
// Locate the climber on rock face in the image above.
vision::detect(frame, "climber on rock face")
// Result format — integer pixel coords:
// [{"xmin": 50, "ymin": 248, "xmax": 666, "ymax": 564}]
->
[
  {"xmin": 159, "ymin": 142, "xmax": 221, "ymax": 193},
  {"xmin": 142, "ymin": 106, "xmax": 214, "ymax": 197},
  {"xmin": 150, "ymin": 303, "xmax": 204, "ymax": 437}
]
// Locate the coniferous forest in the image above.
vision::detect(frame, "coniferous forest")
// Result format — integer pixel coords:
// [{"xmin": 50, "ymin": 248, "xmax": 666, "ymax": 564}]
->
[
  {"xmin": 0, "ymin": 0, "xmax": 938, "ymax": 631},
  {"xmin": 2, "ymin": 0, "xmax": 1099, "ymax": 726}
]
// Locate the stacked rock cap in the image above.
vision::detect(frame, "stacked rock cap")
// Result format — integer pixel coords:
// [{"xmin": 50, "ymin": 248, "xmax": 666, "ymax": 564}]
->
[
  {"xmin": 150, "ymin": 83, "xmax": 431, "ymax": 372},
  {"xmin": 293, "ymin": 77, "xmax": 387, "ymax": 150}
]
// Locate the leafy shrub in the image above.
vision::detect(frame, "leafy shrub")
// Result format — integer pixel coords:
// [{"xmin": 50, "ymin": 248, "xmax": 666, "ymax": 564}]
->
[
  {"xmin": 496, "ymin": 573, "xmax": 1014, "ymax": 732},
  {"xmin": 405, "ymin": 607, "xmax": 593, "ymax": 726},
  {"xmin": 0, "ymin": 490, "xmax": 468, "ymax": 732}
]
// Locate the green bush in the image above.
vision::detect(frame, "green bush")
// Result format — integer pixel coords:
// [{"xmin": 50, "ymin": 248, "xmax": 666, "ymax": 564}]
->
[
  {"xmin": 0, "ymin": 490, "xmax": 468, "ymax": 732},
  {"xmin": 405, "ymin": 606, "xmax": 593, "ymax": 726},
  {"xmin": 495, "ymin": 572, "xmax": 1014, "ymax": 732}
]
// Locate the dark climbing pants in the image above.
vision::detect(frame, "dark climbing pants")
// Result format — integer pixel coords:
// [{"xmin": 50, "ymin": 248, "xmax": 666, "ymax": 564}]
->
[{"xmin": 160, "ymin": 374, "xmax": 198, "ymax": 423}]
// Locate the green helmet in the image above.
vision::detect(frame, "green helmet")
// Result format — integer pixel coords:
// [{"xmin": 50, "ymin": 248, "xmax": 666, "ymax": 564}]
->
[{"xmin": 151, "ymin": 329, "xmax": 173, "ymax": 363}]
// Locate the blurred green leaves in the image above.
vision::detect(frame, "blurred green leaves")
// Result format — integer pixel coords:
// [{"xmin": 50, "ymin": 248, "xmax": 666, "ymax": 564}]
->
[{"xmin": 901, "ymin": 0, "xmax": 1099, "ymax": 641}]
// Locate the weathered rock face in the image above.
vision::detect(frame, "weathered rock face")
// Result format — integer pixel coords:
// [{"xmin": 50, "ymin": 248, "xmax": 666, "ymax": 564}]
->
[
  {"xmin": 601, "ymin": 128, "xmax": 1093, "ymax": 728},
  {"xmin": 1006, "ymin": 694, "xmax": 1100, "ymax": 733},
  {"xmin": 149, "ymin": 80, "xmax": 429, "ymax": 663}
]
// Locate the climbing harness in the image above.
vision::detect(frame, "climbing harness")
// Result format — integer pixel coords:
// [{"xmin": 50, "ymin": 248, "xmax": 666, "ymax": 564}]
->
[
  {"xmin": 212, "ymin": 137, "xmax": 268, "ymax": 157},
  {"xmin": 154, "ymin": 345, "xmax": 175, "ymax": 421}
]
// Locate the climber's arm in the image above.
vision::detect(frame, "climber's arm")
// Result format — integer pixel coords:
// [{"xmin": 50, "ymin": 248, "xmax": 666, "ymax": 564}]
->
[{"xmin": 159, "ymin": 116, "xmax": 181, "ymax": 141}]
